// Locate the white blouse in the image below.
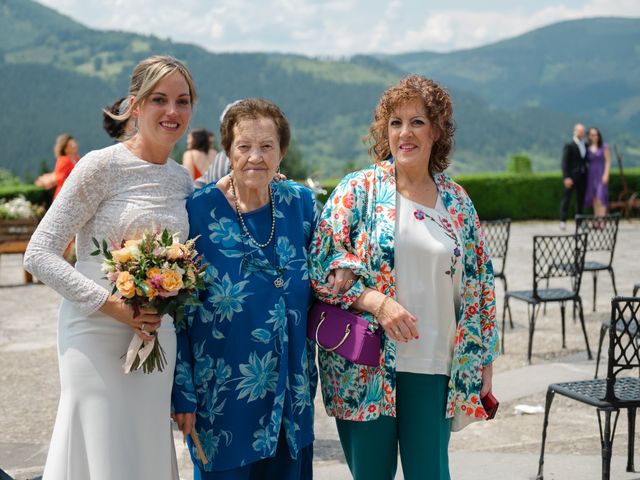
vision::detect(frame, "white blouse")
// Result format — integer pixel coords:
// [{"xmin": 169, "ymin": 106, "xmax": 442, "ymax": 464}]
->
[{"xmin": 394, "ymin": 192, "xmax": 461, "ymax": 376}]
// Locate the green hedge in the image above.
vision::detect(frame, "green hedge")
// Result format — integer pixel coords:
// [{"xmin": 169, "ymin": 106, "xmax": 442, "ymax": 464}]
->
[
  {"xmin": 3, "ymin": 169, "xmax": 639, "ymax": 221},
  {"xmin": 0, "ymin": 184, "xmax": 48, "ymax": 204},
  {"xmin": 318, "ymin": 168, "xmax": 640, "ymax": 220},
  {"xmin": 456, "ymin": 170, "xmax": 640, "ymax": 220}
]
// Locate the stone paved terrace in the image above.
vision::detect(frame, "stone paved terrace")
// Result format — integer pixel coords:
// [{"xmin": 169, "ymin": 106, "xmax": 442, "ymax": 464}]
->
[{"xmin": 1, "ymin": 220, "xmax": 639, "ymax": 480}]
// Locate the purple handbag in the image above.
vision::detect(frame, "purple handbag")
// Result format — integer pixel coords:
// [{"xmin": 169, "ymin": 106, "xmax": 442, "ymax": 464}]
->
[{"xmin": 307, "ymin": 301, "xmax": 382, "ymax": 367}]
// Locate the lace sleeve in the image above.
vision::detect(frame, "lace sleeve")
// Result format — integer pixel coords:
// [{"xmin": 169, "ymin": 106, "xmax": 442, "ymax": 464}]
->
[{"xmin": 24, "ymin": 151, "xmax": 112, "ymax": 315}]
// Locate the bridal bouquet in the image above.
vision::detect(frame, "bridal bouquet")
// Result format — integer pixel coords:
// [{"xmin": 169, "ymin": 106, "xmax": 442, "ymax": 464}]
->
[{"xmin": 91, "ymin": 228, "xmax": 205, "ymax": 374}]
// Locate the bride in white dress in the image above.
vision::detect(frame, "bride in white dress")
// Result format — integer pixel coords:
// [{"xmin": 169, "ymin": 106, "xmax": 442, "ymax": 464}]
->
[{"xmin": 24, "ymin": 55, "xmax": 197, "ymax": 480}]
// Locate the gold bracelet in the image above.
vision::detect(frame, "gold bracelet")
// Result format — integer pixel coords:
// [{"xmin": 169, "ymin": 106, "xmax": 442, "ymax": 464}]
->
[{"xmin": 374, "ymin": 295, "xmax": 389, "ymax": 319}]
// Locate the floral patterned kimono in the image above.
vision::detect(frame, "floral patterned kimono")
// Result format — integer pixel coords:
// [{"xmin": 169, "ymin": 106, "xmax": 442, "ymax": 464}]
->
[
  {"xmin": 308, "ymin": 159, "xmax": 499, "ymax": 428},
  {"xmin": 172, "ymin": 180, "xmax": 318, "ymax": 472}
]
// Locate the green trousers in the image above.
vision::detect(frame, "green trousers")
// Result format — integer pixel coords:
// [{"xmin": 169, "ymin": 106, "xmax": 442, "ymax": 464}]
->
[{"xmin": 336, "ymin": 372, "xmax": 451, "ymax": 480}]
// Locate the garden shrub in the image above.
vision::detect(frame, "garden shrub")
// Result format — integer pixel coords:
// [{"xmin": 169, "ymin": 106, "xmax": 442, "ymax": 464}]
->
[
  {"xmin": 506, "ymin": 155, "xmax": 533, "ymax": 175},
  {"xmin": 318, "ymin": 169, "xmax": 640, "ymax": 220},
  {"xmin": 3, "ymin": 169, "xmax": 638, "ymax": 221}
]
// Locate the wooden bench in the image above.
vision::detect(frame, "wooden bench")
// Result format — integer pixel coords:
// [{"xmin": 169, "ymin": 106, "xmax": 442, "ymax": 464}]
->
[{"xmin": 0, "ymin": 219, "xmax": 38, "ymax": 283}]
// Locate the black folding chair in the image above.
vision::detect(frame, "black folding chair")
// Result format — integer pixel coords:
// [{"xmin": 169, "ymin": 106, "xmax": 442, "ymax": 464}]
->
[
  {"xmin": 537, "ymin": 297, "xmax": 640, "ymax": 480},
  {"xmin": 482, "ymin": 218, "xmax": 513, "ymax": 328},
  {"xmin": 502, "ymin": 233, "xmax": 592, "ymax": 363},
  {"xmin": 575, "ymin": 213, "xmax": 620, "ymax": 311},
  {"xmin": 595, "ymin": 283, "xmax": 640, "ymax": 378},
  {"xmin": 595, "ymin": 309, "xmax": 640, "ymax": 379}
]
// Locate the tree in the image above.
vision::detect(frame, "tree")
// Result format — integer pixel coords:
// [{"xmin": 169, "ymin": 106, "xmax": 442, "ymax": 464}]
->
[
  {"xmin": 280, "ymin": 138, "xmax": 308, "ymax": 180},
  {"xmin": 0, "ymin": 168, "xmax": 20, "ymax": 186},
  {"xmin": 506, "ymin": 154, "xmax": 533, "ymax": 175}
]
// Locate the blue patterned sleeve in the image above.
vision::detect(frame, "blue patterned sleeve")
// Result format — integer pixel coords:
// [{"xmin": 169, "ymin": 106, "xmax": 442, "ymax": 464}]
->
[
  {"xmin": 301, "ymin": 186, "xmax": 319, "ymax": 247},
  {"xmin": 171, "ymin": 297, "xmax": 199, "ymax": 413},
  {"xmin": 301, "ymin": 187, "xmax": 320, "ymax": 396},
  {"xmin": 172, "ymin": 195, "xmax": 202, "ymax": 413}
]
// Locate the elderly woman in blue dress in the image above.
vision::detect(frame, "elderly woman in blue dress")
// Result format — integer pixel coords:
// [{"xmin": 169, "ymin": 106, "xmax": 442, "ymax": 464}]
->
[{"xmin": 171, "ymin": 99, "xmax": 317, "ymax": 480}]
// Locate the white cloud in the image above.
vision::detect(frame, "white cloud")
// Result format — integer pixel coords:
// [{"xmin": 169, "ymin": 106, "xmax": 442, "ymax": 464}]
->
[
  {"xmin": 210, "ymin": 22, "xmax": 224, "ymax": 39},
  {"xmin": 401, "ymin": 1, "xmax": 640, "ymax": 52},
  {"xmin": 36, "ymin": 0, "xmax": 640, "ymax": 55},
  {"xmin": 368, "ymin": 0, "xmax": 402, "ymax": 52}
]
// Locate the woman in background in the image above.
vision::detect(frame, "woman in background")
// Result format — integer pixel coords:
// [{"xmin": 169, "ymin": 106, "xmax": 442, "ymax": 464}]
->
[
  {"xmin": 52, "ymin": 134, "xmax": 80, "ymax": 199},
  {"xmin": 197, "ymin": 101, "xmax": 241, "ymax": 187},
  {"xmin": 183, "ymin": 128, "xmax": 213, "ymax": 180},
  {"xmin": 51, "ymin": 134, "xmax": 81, "ymax": 261},
  {"xmin": 584, "ymin": 127, "xmax": 611, "ymax": 217}
]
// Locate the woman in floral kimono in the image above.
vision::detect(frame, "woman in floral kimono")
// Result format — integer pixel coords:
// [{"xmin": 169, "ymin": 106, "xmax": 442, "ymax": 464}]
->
[
  {"xmin": 309, "ymin": 75, "xmax": 500, "ymax": 480},
  {"xmin": 172, "ymin": 99, "xmax": 317, "ymax": 480}
]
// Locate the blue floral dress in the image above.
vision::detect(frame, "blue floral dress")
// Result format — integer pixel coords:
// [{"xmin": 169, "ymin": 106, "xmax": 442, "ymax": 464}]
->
[{"xmin": 172, "ymin": 180, "xmax": 318, "ymax": 473}]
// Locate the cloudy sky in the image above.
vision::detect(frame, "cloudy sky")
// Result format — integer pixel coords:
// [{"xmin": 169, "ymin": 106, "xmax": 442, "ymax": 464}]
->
[{"xmin": 38, "ymin": 0, "xmax": 640, "ymax": 55}]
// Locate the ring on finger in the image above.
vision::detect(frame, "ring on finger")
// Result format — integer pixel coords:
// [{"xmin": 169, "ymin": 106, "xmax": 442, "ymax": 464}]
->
[
  {"xmin": 345, "ymin": 279, "xmax": 354, "ymax": 288},
  {"xmin": 140, "ymin": 323, "xmax": 146, "ymax": 332}
]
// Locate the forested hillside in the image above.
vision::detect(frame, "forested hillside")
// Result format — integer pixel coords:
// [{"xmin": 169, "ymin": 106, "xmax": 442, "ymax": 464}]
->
[
  {"xmin": 1, "ymin": 0, "xmax": 638, "ymax": 179},
  {"xmin": 384, "ymin": 18, "xmax": 640, "ymax": 131}
]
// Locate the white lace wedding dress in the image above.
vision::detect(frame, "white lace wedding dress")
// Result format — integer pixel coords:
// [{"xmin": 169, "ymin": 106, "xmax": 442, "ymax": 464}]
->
[{"xmin": 24, "ymin": 142, "xmax": 193, "ymax": 480}]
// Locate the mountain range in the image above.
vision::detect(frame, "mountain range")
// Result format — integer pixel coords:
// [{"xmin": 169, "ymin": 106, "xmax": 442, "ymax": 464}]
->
[{"xmin": 1, "ymin": 0, "xmax": 638, "ymax": 179}]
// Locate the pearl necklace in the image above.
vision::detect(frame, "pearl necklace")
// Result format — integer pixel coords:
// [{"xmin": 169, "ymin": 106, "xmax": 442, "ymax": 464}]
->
[{"xmin": 229, "ymin": 175, "xmax": 276, "ymax": 249}]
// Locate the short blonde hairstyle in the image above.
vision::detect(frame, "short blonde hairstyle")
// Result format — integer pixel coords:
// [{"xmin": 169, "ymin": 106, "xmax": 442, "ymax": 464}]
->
[
  {"xmin": 105, "ymin": 55, "xmax": 197, "ymax": 136},
  {"xmin": 53, "ymin": 133, "xmax": 74, "ymax": 158},
  {"xmin": 366, "ymin": 75, "xmax": 455, "ymax": 174}
]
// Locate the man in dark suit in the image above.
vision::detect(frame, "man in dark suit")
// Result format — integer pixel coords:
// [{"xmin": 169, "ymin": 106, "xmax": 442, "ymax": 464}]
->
[{"xmin": 559, "ymin": 123, "xmax": 588, "ymax": 229}]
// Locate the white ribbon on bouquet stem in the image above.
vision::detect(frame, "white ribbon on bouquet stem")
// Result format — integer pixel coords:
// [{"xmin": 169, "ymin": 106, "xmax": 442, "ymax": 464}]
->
[{"xmin": 122, "ymin": 333, "xmax": 156, "ymax": 373}]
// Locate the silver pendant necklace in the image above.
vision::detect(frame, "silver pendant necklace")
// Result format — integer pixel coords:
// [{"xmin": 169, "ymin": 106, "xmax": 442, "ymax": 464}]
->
[{"xmin": 230, "ymin": 175, "xmax": 284, "ymax": 288}]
